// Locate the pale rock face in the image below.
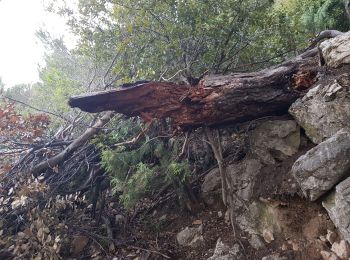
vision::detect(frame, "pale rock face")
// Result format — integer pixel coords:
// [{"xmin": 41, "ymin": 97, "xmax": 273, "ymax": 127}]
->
[
  {"xmin": 320, "ymin": 250, "xmax": 340, "ymax": 260},
  {"xmin": 201, "ymin": 120, "xmax": 300, "ymax": 206},
  {"xmin": 291, "ymin": 129, "xmax": 350, "ymax": 201},
  {"xmin": 289, "ymin": 79, "xmax": 350, "ymax": 144},
  {"xmin": 320, "ymin": 32, "xmax": 350, "ymax": 68},
  {"xmin": 249, "ymin": 120, "xmax": 300, "ymax": 164},
  {"xmin": 323, "ymin": 177, "xmax": 350, "ymax": 244},
  {"xmin": 331, "ymin": 240, "xmax": 350, "ymax": 259}
]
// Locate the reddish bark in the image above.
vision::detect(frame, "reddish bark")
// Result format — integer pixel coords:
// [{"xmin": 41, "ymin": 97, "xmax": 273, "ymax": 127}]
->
[{"xmin": 69, "ymin": 50, "xmax": 319, "ymax": 128}]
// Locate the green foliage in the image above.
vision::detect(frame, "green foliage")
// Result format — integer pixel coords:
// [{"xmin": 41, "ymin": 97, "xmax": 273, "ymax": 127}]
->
[
  {"xmin": 100, "ymin": 122, "xmax": 191, "ymax": 208},
  {"xmin": 273, "ymin": 0, "xmax": 349, "ymax": 33},
  {"xmin": 165, "ymin": 161, "xmax": 191, "ymax": 184},
  {"xmin": 114, "ymin": 162, "xmax": 156, "ymax": 208}
]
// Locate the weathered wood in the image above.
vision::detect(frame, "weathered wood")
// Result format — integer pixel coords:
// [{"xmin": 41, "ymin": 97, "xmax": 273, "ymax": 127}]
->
[
  {"xmin": 31, "ymin": 111, "xmax": 115, "ymax": 177},
  {"xmin": 69, "ymin": 50, "xmax": 319, "ymax": 128}
]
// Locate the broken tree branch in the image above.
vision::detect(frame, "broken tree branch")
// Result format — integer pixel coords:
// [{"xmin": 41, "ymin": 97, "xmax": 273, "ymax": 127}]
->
[{"xmin": 31, "ymin": 111, "xmax": 115, "ymax": 177}]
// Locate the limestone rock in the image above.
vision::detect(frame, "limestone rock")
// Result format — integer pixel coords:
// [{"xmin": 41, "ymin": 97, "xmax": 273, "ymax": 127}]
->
[
  {"xmin": 331, "ymin": 240, "xmax": 350, "ymax": 259},
  {"xmin": 291, "ymin": 129, "xmax": 350, "ymax": 201},
  {"xmin": 234, "ymin": 200, "xmax": 281, "ymax": 236},
  {"xmin": 201, "ymin": 168, "xmax": 222, "ymax": 206},
  {"xmin": 207, "ymin": 238, "xmax": 243, "ymax": 260},
  {"xmin": 262, "ymin": 229, "xmax": 274, "ymax": 243},
  {"xmin": 319, "ymin": 32, "xmax": 350, "ymax": 68},
  {"xmin": 176, "ymin": 225, "xmax": 204, "ymax": 248},
  {"xmin": 323, "ymin": 177, "xmax": 350, "ymax": 243},
  {"xmin": 226, "ymin": 159, "xmax": 263, "ymax": 203},
  {"xmin": 249, "ymin": 120, "xmax": 300, "ymax": 164},
  {"xmin": 249, "ymin": 234, "xmax": 265, "ymax": 250},
  {"xmin": 289, "ymin": 80, "xmax": 350, "ymax": 144}
]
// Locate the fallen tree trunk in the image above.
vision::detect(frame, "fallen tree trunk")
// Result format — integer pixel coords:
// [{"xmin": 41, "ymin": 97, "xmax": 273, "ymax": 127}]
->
[{"xmin": 69, "ymin": 49, "xmax": 319, "ymax": 128}]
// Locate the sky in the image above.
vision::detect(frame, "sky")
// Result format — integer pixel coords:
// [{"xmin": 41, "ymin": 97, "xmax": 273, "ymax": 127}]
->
[{"xmin": 0, "ymin": 0, "xmax": 76, "ymax": 88}]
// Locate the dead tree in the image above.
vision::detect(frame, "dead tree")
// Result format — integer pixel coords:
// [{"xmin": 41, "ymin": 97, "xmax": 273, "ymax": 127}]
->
[{"xmin": 69, "ymin": 49, "xmax": 319, "ymax": 129}]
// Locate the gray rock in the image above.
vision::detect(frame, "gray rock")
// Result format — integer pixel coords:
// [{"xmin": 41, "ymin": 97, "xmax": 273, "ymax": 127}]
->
[
  {"xmin": 115, "ymin": 214, "xmax": 126, "ymax": 230},
  {"xmin": 249, "ymin": 120, "xmax": 300, "ymax": 164},
  {"xmin": 234, "ymin": 200, "xmax": 281, "ymax": 236},
  {"xmin": 207, "ymin": 238, "xmax": 243, "ymax": 260},
  {"xmin": 323, "ymin": 177, "xmax": 350, "ymax": 243},
  {"xmin": 249, "ymin": 234, "xmax": 265, "ymax": 250},
  {"xmin": 201, "ymin": 168, "xmax": 222, "ymax": 206},
  {"xmin": 289, "ymin": 81, "xmax": 350, "ymax": 144},
  {"xmin": 319, "ymin": 32, "xmax": 350, "ymax": 68},
  {"xmin": 226, "ymin": 159, "xmax": 263, "ymax": 203},
  {"xmin": 291, "ymin": 129, "xmax": 350, "ymax": 201},
  {"xmin": 176, "ymin": 225, "xmax": 204, "ymax": 248}
]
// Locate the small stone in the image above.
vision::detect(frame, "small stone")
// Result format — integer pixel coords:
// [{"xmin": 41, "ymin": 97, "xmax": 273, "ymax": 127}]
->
[
  {"xmin": 262, "ymin": 229, "xmax": 274, "ymax": 243},
  {"xmin": 115, "ymin": 214, "xmax": 125, "ymax": 229},
  {"xmin": 331, "ymin": 240, "xmax": 350, "ymax": 259},
  {"xmin": 320, "ymin": 235, "xmax": 327, "ymax": 242},
  {"xmin": 320, "ymin": 250, "xmax": 340, "ymax": 260},
  {"xmin": 218, "ymin": 211, "xmax": 223, "ymax": 218},
  {"xmin": 192, "ymin": 219, "xmax": 203, "ymax": 225},
  {"xmin": 327, "ymin": 230, "xmax": 338, "ymax": 245},
  {"xmin": 281, "ymin": 243, "xmax": 288, "ymax": 251},
  {"xmin": 292, "ymin": 242, "xmax": 300, "ymax": 251},
  {"xmin": 159, "ymin": 214, "xmax": 167, "ymax": 221}
]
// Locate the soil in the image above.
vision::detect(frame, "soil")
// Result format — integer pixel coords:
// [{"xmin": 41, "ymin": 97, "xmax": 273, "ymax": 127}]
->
[{"xmin": 107, "ymin": 189, "xmax": 335, "ymax": 260}]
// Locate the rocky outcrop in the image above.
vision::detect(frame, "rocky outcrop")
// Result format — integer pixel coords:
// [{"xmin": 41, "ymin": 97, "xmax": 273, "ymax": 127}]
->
[
  {"xmin": 289, "ymin": 79, "xmax": 350, "ymax": 144},
  {"xmin": 291, "ymin": 129, "xmax": 350, "ymax": 201},
  {"xmin": 319, "ymin": 32, "xmax": 350, "ymax": 68},
  {"xmin": 323, "ymin": 177, "xmax": 350, "ymax": 243}
]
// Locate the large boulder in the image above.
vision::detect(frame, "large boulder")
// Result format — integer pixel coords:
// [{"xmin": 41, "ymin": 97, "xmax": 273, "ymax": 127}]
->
[
  {"xmin": 323, "ymin": 177, "xmax": 350, "ymax": 243},
  {"xmin": 289, "ymin": 78, "xmax": 350, "ymax": 144},
  {"xmin": 319, "ymin": 32, "xmax": 350, "ymax": 68},
  {"xmin": 291, "ymin": 129, "xmax": 350, "ymax": 201}
]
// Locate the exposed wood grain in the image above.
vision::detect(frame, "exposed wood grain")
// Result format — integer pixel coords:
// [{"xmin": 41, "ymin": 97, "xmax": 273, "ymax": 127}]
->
[{"xmin": 69, "ymin": 50, "xmax": 319, "ymax": 128}]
